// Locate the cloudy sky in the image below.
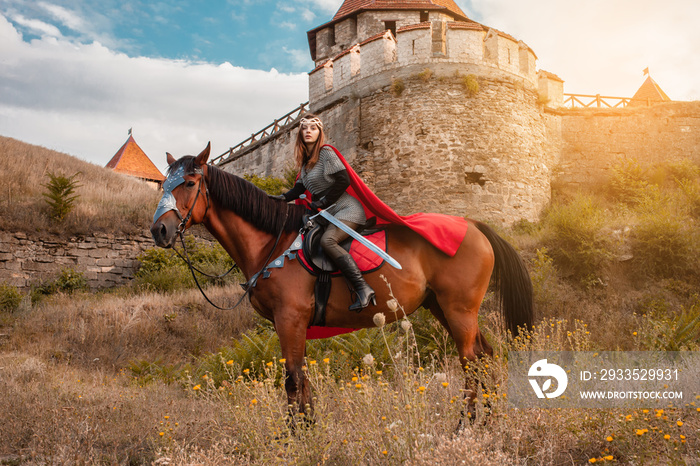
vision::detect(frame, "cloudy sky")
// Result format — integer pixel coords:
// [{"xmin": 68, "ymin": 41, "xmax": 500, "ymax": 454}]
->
[{"xmin": 1, "ymin": 0, "xmax": 698, "ymax": 173}]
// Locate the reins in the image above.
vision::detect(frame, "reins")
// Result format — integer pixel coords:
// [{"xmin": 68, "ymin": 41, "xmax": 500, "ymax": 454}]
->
[{"xmin": 173, "ymin": 172, "xmax": 289, "ymax": 311}]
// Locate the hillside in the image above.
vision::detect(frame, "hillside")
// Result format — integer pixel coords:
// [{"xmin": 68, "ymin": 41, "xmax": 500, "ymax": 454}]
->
[{"xmin": 0, "ymin": 136, "xmax": 161, "ymax": 237}]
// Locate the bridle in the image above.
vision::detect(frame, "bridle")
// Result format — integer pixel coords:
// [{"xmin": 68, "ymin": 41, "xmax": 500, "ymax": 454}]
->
[{"xmin": 167, "ymin": 165, "xmax": 288, "ymax": 311}]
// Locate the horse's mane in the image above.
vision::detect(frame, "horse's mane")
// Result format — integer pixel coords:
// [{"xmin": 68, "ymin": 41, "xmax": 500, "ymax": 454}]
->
[{"xmin": 168, "ymin": 157, "xmax": 306, "ymax": 234}]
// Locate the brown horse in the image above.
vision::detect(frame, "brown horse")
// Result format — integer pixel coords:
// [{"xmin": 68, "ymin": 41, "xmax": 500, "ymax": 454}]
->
[{"xmin": 150, "ymin": 143, "xmax": 533, "ymax": 423}]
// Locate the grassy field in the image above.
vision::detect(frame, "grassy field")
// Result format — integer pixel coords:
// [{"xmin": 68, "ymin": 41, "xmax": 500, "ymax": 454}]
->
[
  {"xmin": 1, "ymin": 139, "xmax": 699, "ymax": 464},
  {"xmin": 0, "ymin": 136, "xmax": 160, "ymax": 236}
]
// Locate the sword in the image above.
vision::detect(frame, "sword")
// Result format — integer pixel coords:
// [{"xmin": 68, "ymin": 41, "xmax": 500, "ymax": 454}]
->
[{"xmin": 307, "ymin": 202, "xmax": 402, "ymax": 270}]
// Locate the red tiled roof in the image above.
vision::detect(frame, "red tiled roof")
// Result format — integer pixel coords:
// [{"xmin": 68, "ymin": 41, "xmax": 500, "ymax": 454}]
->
[
  {"xmin": 105, "ymin": 135, "xmax": 165, "ymax": 182},
  {"xmin": 397, "ymin": 21, "xmax": 431, "ymax": 32},
  {"xmin": 447, "ymin": 20, "xmax": 483, "ymax": 31},
  {"xmin": 632, "ymin": 75, "xmax": 671, "ymax": 103},
  {"xmin": 333, "ymin": 0, "xmax": 467, "ymax": 21}
]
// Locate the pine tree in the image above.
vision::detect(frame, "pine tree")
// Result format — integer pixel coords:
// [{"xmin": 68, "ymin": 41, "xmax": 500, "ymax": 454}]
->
[{"xmin": 42, "ymin": 172, "xmax": 82, "ymax": 222}]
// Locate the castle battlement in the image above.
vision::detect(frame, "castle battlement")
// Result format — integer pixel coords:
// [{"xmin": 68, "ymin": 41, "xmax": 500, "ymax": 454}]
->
[{"xmin": 309, "ymin": 20, "xmax": 542, "ymax": 106}]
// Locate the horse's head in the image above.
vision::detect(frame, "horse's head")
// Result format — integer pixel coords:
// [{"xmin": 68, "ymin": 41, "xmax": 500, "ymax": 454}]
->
[{"xmin": 150, "ymin": 143, "xmax": 211, "ymax": 248}]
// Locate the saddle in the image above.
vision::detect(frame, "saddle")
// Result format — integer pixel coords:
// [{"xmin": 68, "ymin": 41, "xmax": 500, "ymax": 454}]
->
[
  {"xmin": 260, "ymin": 215, "xmax": 387, "ymax": 328},
  {"xmin": 299, "ymin": 215, "xmax": 384, "ymax": 327},
  {"xmin": 299, "ymin": 214, "xmax": 381, "ymax": 274}
]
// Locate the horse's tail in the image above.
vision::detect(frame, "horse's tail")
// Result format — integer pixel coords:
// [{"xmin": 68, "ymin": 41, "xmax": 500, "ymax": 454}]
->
[{"xmin": 475, "ymin": 221, "xmax": 533, "ymax": 337}]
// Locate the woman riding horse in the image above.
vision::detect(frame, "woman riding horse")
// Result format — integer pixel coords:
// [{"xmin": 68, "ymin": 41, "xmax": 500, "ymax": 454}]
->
[
  {"xmin": 149, "ymin": 124, "xmax": 534, "ymax": 426},
  {"xmin": 271, "ymin": 114, "xmax": 374, "ymax": 312}
]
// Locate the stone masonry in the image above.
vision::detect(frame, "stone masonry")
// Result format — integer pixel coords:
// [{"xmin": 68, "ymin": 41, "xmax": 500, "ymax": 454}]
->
[{"xmin": 0, "ymin": 231, "xmax": 153, "ymax": 290}]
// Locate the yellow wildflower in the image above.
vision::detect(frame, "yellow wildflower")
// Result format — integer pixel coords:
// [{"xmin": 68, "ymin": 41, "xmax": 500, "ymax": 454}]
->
[
  {"xmin": 226, "ymin": 360, "xmax": 234, "ymax": 365},
  {"xmin": 677, "ymin": 420, "xmax": 683, "ymax": 427},
  {"xmin": 159, "ymin": 432, "xmax": 164, "ymax": 437},
  {"xmin": 589, "ymin": 458, "xmax": 597, "ymax": 464},
  {"xmin": 442, "ymin": 382, "xmax": 449, "ymax": 388},
  {"xmin": 417, "ymin": 386, "xmax": 426, "ymax": 393},
  {"xmin": 664, "ymin": 434, "xmax": 671, "ymax": 440},
  {"xmin": 192, "ymin": 385, "xmax": 201, "ymax": 391},
  {"xmin": 251, "ymin": 398, "xmax": 258, "ymax": 405},
  {"xmin": 604, "ymin": 456, "xmax": 613, "ymax": 461},
  {"xmin": 605, "ymin": 436, "xmax": 613, "ymax": 442}
]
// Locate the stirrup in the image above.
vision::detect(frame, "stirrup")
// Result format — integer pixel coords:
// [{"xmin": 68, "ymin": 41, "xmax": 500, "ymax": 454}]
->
[{"xmin": 349, "ymin": 288, "xmax": 376, "ymax": 313}]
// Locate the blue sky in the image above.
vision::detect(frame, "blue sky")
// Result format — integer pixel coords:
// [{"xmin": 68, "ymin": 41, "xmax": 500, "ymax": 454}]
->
[
  {"xmin": 1, "ymin": 0, "xmax": 698, "ymax": 173},
  {"xmin": 3, "ymin": 0, "xmax": 325, "ymax": 72}
]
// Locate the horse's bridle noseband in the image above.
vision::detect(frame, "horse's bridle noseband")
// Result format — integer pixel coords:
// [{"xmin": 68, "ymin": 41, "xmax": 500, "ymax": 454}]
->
[{"xmin": 175, "ymin": 167, "xmax": 210, "ymax": 234}]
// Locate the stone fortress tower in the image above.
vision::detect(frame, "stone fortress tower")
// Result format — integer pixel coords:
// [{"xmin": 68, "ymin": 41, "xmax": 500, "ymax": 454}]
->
[{"xmin": 219, "ymin": 0, "xmax": 566, "ymax": 225}]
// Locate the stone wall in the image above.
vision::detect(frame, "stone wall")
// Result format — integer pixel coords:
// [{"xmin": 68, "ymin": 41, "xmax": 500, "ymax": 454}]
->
[
  {"xmin": 554, "ymin": 102, "xmax": 700, "ymax": 187},
  {"xmin": 0, "ymin": 231, "xmax": 153, "ymax": 290},
  {"xmin": 221, "ymin": 60, "xmax": 555, "ymax": 226},
  {"xmin": 352, "ymin": 70, "xmax": 554, "ymax": 224}
]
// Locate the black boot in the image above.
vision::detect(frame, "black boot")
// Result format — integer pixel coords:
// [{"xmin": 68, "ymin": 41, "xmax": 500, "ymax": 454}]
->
[{"xmin": 334, "ymin": 254, "xmax": 376, "ymax": 312}]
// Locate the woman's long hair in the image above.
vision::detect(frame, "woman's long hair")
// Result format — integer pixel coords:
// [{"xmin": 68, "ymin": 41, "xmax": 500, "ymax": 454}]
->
[{"xmin": 294, "ymin": 113, "xmax": 325, "ymax": 170}]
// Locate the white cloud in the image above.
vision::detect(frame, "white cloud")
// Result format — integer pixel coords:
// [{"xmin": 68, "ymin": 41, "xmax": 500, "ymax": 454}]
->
[
  {"xmin": 301, "ymin": 8, "xmax": 315, "ymax": 22},
  {"xmin": 10, "ymin": 13, "xmax": 61, "ymax": 37},
  {"xmin": 283, "ymin": 46, "xmax": 313, "ymax": 69},
  {"xmin": 304, "ymin": 0, "xmax": 342, "ymax": 15},
  {"xmin": 0, "ymin": 14, "xmax": 309, "ymax": 173},
  {"xmin": 38, "ymin": 2, "xmax": 86, "ymax": 32},
  {"xmin": 465, "ymin": 0, "xmax": 700, "ymax": 100}
]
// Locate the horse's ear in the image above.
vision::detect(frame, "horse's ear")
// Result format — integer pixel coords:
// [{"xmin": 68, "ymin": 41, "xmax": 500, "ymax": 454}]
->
[
  {"xmin": 195, "ymin": 142, "xmax": 211, "ymax": 166},
  {"xmin": 166, "ymin": 152, "xmax": 176, "ymax": 165}
]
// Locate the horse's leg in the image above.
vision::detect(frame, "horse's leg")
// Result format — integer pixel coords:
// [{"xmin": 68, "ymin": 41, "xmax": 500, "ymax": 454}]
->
[
  {"xmin": 426, "ymin": 233, "xmax": 495, "ymax": 426},
  {"xmin": 274, "ymin": 316, "xmax": 313, "ymax": 428}
]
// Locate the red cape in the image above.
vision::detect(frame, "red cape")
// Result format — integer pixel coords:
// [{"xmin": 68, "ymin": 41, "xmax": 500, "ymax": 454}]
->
[
  {"xmin": 299, "ymin": 145, "xmax": 469, "ymax": 340},
  {"xmin": 298, "ymin": 145, "xmax": 468, "ymax": 256}
]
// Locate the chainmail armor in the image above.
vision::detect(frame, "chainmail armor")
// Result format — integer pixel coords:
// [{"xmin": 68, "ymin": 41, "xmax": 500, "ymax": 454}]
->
[{"xmin": 301, "ymin": 147, "xmax": 366, "ymax": 225}]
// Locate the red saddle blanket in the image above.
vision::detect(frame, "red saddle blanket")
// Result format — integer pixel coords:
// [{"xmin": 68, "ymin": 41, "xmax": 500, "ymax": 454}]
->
[
  {"xmin": 297, "ymin": 230, "xmax": 387, "ymax": 275},
  {"xmin": 301, "ymin": 230, "xmax": 386, "ymax": 340}
]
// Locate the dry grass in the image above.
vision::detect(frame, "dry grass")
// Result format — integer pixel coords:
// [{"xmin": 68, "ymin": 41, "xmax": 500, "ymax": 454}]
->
[
  {"xmin": 1, "ymin": 144, "xmax": 699, "ymax": 463},
  {"xmin": 2, "ymin": 283, "xmax": 698, "ymax": 464},
  {"xmin": 0, "ymin": 136, "xmax": 161, "ymax": 236},
  {"xmin": 3, "ymin": 284, "xmax": 257, "ymax": 368},
  {"xmin": 0, "ymin": 353, "xmax": 234, "ymax": 464}
]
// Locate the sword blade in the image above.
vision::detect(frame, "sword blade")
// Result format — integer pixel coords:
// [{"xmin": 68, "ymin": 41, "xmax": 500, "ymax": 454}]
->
[{"xmin": 317, "ymin": 210, "xmax": 402, "ymax": 270}]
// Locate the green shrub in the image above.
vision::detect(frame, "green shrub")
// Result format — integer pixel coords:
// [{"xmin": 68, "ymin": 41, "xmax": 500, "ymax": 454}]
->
[
  {"xmin": 606, "ymin": 159, "xmax": 649, "ymax": 205},
  {"xmin": 391, "ymin": 78, "xmax": 405, "ymax": 96},
  {"xmin": 416, "ymin": 68, "xmax": 433, "ymax": 82},
  {"xmin": 634, "ymin": 298, "xmax": 700, "ymax": 351},
  {"xmin": 462, "ymin": 74, "xmax": 479, "ymax": 97},
  {"xmin": 42, "ymin": 172, "xmax": 81, "ymax": 222},
  {"xmin": 630, "ymin": 204, "xmax": 698, "ymax": 279},
  {"xmin": 54, "ymin": 268, "xmax": 89, "ymax": 293},
  {"xmin": 0, "ymin": 283, "xmax": 23, "ymax": 313},
  {"xmin": 243, "ymin": 174, "xmax": 288, "ymax": 195},
  {"xmin": 530, "ymin": 248, "xmax": 558, "ymax": 305},
  {"xmin": 664, "ymin": 159, "xmax": 700, "ymax": 184},
  {"xmin": 677, "ymin": 178, "xmax": 700, "ymax": 219},
  {"xmin": 542, "ymin": 195, "xmax": 611, "ymax": 282},
  {"xmin": 134, "ymin": 236, "xmax": 238, "ymax": 292}
]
